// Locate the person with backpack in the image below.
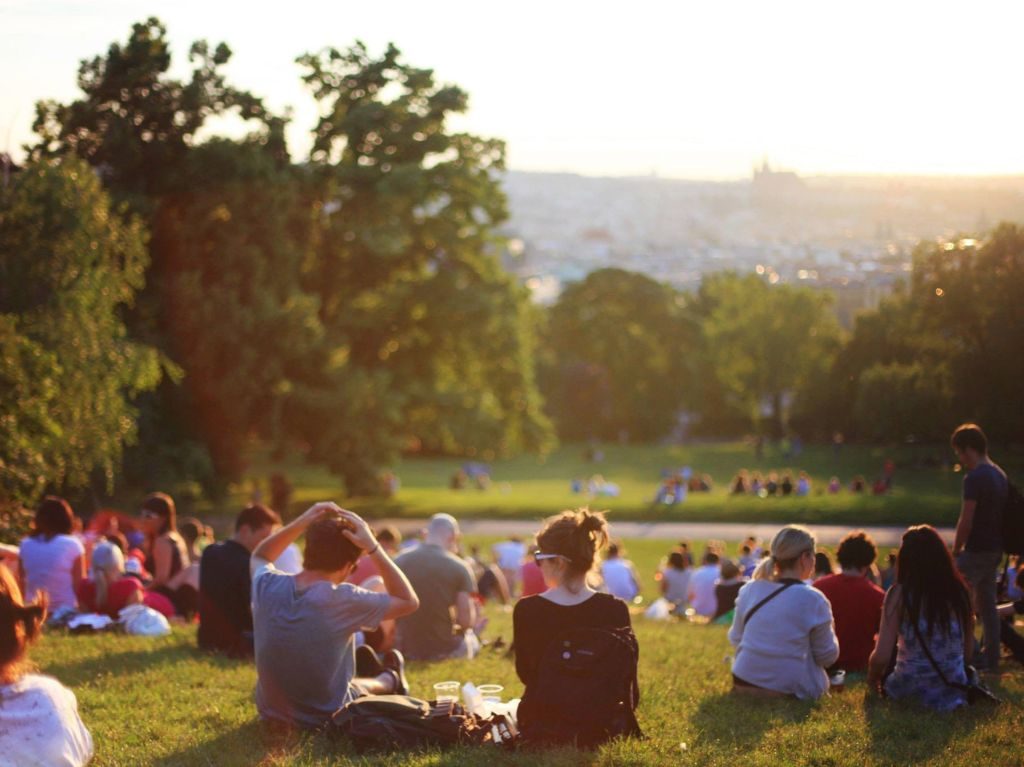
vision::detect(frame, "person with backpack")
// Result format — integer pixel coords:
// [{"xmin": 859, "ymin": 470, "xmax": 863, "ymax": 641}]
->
[
  {"xmin": 728, "ymin": 525, "xmax": 839, "ymax": 699},
  {"xmin": 950, "ymin": 423, "xmax": 1008, "ymax": 672},
  {"xmin": 867, "ymin": 525, "xmax": 975, "ymax": 711},
  {"xmin": 513, "ymin": 508, "xmax": 641, "ymax": 747}
]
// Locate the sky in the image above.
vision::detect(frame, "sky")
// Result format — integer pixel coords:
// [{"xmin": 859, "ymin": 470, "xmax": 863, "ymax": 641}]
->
[{"xmin": 2, "ymin": 0, "xmax": 1023, "ymax": 179}]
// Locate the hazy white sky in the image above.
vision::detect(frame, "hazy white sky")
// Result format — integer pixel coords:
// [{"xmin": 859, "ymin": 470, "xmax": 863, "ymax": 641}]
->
[{"xmin": 2, "ymin": 0, "xmax": 1023, "ymax": 179}]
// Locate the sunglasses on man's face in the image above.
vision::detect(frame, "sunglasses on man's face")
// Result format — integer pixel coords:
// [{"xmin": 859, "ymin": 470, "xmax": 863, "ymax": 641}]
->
[{"xmin": 140, "ymin": 510, "xmax": 160, "ymax": 520}]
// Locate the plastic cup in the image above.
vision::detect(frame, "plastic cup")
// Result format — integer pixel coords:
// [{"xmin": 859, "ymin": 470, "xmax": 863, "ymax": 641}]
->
[
  {"xmin": 477, "ymin": 684, "xmax": 504, "ymax": 703},
  {"xmin": 433, "ymin": 681, "xmax": 460, "ymax": 702}
]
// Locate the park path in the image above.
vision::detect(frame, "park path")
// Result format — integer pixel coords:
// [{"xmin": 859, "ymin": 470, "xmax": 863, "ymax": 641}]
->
[{"xmin": 378, "ymin": 518, "xmax": 954, "ymax": 547}]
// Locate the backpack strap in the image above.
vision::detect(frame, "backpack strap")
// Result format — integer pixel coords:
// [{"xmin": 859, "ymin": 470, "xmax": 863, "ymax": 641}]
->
[{"xmin": 742, "ymin": 580, "xmax": 799, "ymax": 626}]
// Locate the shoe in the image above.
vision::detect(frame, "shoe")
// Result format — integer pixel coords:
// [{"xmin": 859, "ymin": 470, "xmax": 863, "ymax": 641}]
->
[
  {"xmin": 355, "ymin": 644, "xmax": 384, "ymax": 678},
  {"xmin": 381, "ymin": 649, "xmax": 409, "ymax": 695}
]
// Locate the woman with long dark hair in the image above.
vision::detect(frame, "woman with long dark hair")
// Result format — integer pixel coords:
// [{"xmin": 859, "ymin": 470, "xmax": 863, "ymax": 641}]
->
[
  {"xmin": 138, "ymin": 492, "xmax": 191, "ymax": 614},
  {"xmin": 868, "ymin": 525, "xmax": 974, "ymax": 711}
]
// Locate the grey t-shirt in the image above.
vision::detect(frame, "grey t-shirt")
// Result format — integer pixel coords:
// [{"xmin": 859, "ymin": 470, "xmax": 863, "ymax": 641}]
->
[
  {"xmin": 252, "ymin": 564, "xmax": 391, "ymax": 728},
  {"xmin": 395, "ymin": 544, "xmax": 476, "ymax": 660}
]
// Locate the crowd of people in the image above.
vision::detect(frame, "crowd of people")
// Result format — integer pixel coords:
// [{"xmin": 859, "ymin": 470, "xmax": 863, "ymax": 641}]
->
[{"xmin": 0, "ymin": 422, "xmax": 1019, "ymax": 763}]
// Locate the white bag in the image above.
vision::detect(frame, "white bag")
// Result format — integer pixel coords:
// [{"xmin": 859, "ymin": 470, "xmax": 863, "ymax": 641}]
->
[
  {"xmin": 119, "ymin": 604, "xmax": 171, "ymax": 636},
  {"xmin": 644, "ymin": 597, "xmax": 673, "ymax": 621}
]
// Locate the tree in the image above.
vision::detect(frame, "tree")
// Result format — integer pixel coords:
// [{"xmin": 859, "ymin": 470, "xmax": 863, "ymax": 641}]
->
[
  {"xmin": 542, "ymin": 268, "xmax": 693, "ymax": 441},
  {"xmin": 908, "ymin": 225, "xmax": 1024, "ymax": 441},
  {"xmin": 852, "ymin": 362, "xmax": 952, "ymax": 442},
  {"xmin": 0, "ymin": 156, "xmax": 162, "ymax": 520},
  {"xmin": 698, "ymin": 273, "xmax": 841, "ymax": 437},
  {"xmin": 297, "ymin": 42, "xmax": 554, "ymax": 489}
]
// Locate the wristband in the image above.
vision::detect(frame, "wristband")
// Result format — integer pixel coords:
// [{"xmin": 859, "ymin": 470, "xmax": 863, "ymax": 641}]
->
[{"xmin": 368, "ymin": 543, "xmax": 380, "ymax": 556}]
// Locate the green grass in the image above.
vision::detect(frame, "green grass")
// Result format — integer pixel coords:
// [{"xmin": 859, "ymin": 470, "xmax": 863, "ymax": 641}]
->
[
  {"xmin": 221, "ymin": 441, "xmax": 1011, "ymax": 530},
  {"xmin": 33, "ymin": 589, "xmax": 1024, "ymax": 767}
]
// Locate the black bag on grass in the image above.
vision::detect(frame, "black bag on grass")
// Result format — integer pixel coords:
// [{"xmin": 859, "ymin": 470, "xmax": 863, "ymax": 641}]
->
[
  {"xmin": 329, "ymin": 695, "xmax": 516, "ymax": 751},
  {"xmin": 518, "ymin": 625, "xmax": 642, "ymax": 748}
]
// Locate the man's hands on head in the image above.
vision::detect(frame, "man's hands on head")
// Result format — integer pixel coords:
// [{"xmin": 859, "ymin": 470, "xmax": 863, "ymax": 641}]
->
[
  {"xmin": 336, "ymin": 509, "xmax": 378, "ymax": 553},
  {"xmin": 300, "ymin": 501, "xmax": 343, "ymax": 525}
]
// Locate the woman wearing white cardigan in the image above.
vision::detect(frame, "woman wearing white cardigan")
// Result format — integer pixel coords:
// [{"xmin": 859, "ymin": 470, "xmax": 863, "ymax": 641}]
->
[{"xmin": 728, "ymin": 526, "xmax": 839, "ymax": 699}]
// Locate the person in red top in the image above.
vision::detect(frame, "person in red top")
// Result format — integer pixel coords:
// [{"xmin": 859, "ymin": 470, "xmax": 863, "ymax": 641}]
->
[
  {"xmin": 519, "ymin": 559, "xmax": 546, "ymax": 598},
  {"xmin": 76, "ymin": 540, "xmax": 144, "ymax": 618},
  {"xmin": 814, "ymin": 530, "xmax": 885, "ymax": 671}
]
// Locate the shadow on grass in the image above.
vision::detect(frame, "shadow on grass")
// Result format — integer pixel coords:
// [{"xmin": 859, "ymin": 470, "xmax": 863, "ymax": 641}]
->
[
  {"xmin": 690, "ymin": 691, "xmax": 814, "ymax": 755},
  {"xmin": 861, "ymin": 690, "xmax": 996, "ymax": 764},
  {"xmin": 40, "ymin": 640, "xmax": 249, "ymax": 688},
  {"xmin": 149, "ymin": 720, "xmax": 302, "ymax": 767}
]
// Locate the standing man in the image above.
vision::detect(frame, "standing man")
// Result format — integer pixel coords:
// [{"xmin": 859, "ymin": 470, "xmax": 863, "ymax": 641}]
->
[
  {"xmin": 951, "ymin": 423, "xmax": 1008, "ymax": 672},
  {"xmin": 395, "ymin": 513, "xmax": 480, "ymax": 660}
]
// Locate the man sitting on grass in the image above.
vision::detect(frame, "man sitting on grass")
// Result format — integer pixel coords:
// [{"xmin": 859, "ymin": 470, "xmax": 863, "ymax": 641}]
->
[
  {"xmin": 250, "ymin": 503, "xmax": 420, "ymax": 729},
  {"xmin": 396, "ymin": 513, "xmax": 482, "ymax": 660},
  {"xmin": 198, "ymin": 503, "xmax": 280, "ymax": 657}
]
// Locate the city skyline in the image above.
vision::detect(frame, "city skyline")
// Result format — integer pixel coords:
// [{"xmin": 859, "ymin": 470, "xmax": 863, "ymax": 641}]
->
[{"xmin": 3, "ymin": 0, "xmax": 1024, "ymax": 179}]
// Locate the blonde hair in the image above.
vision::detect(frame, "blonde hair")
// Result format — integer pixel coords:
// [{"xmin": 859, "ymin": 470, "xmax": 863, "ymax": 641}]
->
[
  {"xmin": 752, "ymin": 525, "xmax": 816, "ymax": 581},
  {"xmin": 91, "ymin": 540, "xmax": 126, "ymax": 610}
]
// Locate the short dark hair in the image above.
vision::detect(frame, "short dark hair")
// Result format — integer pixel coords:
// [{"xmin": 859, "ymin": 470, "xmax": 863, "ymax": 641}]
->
[
  {"xmin": 375, "ymin": 525, "xmax": 401, "ymax": 546},
  {"xmin": 235, "ymin": 504, "xmax": 281, "ymax": 533},
  {"xmin": 668, "ymin": 551, "xmax": 686, "ymax": 569},
  {"xmin": 179, "ymin": 517, "xmax": 204, "ymax": 546},
  {"xmin": 703, "ymin": 551, "xmax": 720, "ymax": 565},
  {"xmin": 33, "ymin": 497, "xmax": 74, "ymax": 540},
  {"xmin": 951, "ymin": 423, "xmax": 987, "ymax": 455},
  {"xmin": 303, "ymin": 514, "xmax": 362, "ymax": 572},
  {"xmin": 837, "ymin": 530, "xmax": 878, "ymax": 569}
]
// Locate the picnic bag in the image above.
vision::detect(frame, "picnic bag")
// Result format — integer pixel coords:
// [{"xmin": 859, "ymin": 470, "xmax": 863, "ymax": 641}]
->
[
  {"xmin": 517, "ymin": 625, "xmax": 642, "ymax": 748},
  {"xmin": 329, "ymin": 695, "xmax": 517, "ymax": 751}
]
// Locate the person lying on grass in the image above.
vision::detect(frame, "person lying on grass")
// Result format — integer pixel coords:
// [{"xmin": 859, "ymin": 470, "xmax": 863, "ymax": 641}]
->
[{"xmin": 250, "ymin": 503, "xmax": 420, "ymax": 729}]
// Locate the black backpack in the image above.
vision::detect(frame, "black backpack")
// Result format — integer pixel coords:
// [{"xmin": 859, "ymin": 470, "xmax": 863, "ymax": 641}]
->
[
  {"xmin": 518, "ymin": 625, "xmax": 643, "ymax": 748},
  {"xmin": 1003, "ymin": 481, "xmax": 1024, "ymax": 555},
  {"xmin": 329, "ymin": 695, "xmax": 516, "ymax": 752}
]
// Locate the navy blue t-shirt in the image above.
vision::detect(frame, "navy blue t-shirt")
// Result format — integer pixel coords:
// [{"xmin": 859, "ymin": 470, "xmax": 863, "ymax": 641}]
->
[{"xmin": 963, "ymin": 462, "xmax": 1008, "ymax": 552}]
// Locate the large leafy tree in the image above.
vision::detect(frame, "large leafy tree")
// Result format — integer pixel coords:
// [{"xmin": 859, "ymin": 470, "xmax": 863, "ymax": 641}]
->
[
  {"xmin": 908, "ymin": 225, "xmax": 1024, "ymax": 441},
  {"xmin": 698, "ymin": 272, "xmax": 841, "ymax": 437},
  {"xmin": 0, "ymin": 157, "xmax": 162, "ymax": 523},
  {"xmin": 30, "ymin": 19, "xmax": 321, "ymax": 491},
  {"xmin": 542, "ymin": 268, "xmax": 693, "ymax": 441},
  {"xmin": 297, "ymin": 43, "xmax": 554, "ymax": 487}
]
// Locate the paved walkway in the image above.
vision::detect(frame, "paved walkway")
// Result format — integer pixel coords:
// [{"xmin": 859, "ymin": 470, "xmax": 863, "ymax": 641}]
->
[{"xmin": 379, "ymin": 518, "xmax": 953, "ymax": 547}]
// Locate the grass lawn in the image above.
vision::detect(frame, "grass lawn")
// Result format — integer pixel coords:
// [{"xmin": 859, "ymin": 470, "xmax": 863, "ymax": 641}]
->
[
  {"xmin": 218, "ymin": 441, "xmax": 1021, "ymax": 531},
  {"xmin": 34, "ymin": 592, "xmax": 1024, "ymax": 767}
]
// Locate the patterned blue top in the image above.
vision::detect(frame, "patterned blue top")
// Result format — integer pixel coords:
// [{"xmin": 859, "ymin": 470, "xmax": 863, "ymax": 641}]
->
[{"xmin": 884, "ymin": 612, "xmax": 967, "ymax": 712}]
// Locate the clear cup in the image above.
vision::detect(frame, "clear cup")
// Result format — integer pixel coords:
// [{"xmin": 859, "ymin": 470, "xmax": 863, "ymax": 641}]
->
[
  {"xmin": 433, "ymin": 681, "xmax": 460, "ymax": 702},
  {"xmin": 477, "ymin": 684, "xmax": 504, "ymax": 703}
]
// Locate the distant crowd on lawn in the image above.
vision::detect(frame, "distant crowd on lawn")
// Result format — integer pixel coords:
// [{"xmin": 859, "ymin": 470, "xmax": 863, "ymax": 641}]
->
[{"xmin": 1, "ymin": 423, "xmax": 1020, "ymax": 764}]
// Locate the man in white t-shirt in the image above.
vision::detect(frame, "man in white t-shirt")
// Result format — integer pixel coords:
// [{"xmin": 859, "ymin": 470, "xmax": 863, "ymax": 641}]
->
[
  {"xmin": 688, "ymin": 551, "xmax": 721, "ymax": 617},
  {"xmin": 600, "ymin": 543, "xmax": 640, "ymax": 601},
  {"xmin": 492, "ymin": 536, "xmax": 527, "ymax": 596}
]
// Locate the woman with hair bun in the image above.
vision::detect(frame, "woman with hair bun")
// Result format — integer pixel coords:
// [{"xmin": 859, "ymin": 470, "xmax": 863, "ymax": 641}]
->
[
  {"xmin": 513, "ymin": 509, "xmax": 630, "ymax": 684},
  {"xmin": 513, "ymin": 508, "xmax": 640, "ymax": 744},
  {"xmin": 728, "ymin": 525, "xmax": 839, "ymax": 699},
  {"xmin": 0, "ymin": 565, "xmax": 93, "ymax": 766}
]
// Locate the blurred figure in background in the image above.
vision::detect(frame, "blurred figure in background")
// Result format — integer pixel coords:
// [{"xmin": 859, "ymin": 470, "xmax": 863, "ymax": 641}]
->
[{"xmin": 18, "ymin": 497, "xmax": 85, "ymax": 616}]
